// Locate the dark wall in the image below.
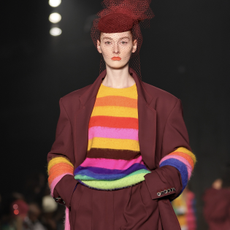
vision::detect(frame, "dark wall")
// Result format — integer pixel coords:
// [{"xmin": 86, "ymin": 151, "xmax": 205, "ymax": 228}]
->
[{"xmin": 1, "ymin": 0, "xmax": 230, "ymax": 229}]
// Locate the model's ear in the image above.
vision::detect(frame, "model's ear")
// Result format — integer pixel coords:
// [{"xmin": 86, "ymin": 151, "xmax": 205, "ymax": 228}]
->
[
  {"xmin": 97, "ymin": 40, "xmax": 102, "ymax": 53},
  {"xmin": 132, "ymin": 39, "xmax": 137, "ymax": 53}
]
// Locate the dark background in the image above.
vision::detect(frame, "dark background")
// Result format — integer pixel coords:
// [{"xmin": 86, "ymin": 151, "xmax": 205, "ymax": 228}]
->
[{"xmin": 1, "ymin": 0, "xmax": 230, "ymax": 229}]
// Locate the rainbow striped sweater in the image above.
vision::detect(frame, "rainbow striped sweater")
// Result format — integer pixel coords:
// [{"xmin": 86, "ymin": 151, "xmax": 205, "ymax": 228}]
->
[
  {"xmin": 74, "ymin": 83, "xmax": 151, "ymax": 190},
  {"xmin": 47, "ymin": 84, "xmax": 196, "ymax": 195}
]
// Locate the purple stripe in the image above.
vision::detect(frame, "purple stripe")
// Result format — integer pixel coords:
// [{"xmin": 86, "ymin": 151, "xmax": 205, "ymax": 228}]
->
[
  {"xmin": 160, "ymin": 155, "xmax": 192, "ymax": 179},
  {"xmin": 74, "ymin": 163, "xmax": 148, "ymax": 180}
]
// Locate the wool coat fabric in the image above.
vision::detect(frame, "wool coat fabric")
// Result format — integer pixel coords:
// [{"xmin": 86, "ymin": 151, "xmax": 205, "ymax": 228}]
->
[{"xmin": 47, "ymin": 68, "xmax": 193, "ymax": 230}]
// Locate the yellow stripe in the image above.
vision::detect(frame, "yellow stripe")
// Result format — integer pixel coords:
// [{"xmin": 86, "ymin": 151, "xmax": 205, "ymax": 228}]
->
[
  {"xmin": 88, "ymin": 137, "xmax": 140, "ymax": 151},
  {"xmin": 91, "ymin": 106, "xmax": 138, "ymax": 118},
  {"xmin": 48, "ymin": 157, "xmax": 73, "ymax": 172},
  {"xmin": 173, "ymin": 147, "xmax": 197, "ymax": 163},
  {"xmin": 97, "ymin": 84, "xmax": 137, "ymax": 99}
]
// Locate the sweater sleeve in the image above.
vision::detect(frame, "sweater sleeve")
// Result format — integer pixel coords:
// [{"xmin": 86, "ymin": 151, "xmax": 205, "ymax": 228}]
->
[
  {"xmin": 47, "ymin": 98, "xmax": 78, "ymax": 208},
  {"xmin": 144, "ymin": 99, "xmax": 196, "ymax": 200}
]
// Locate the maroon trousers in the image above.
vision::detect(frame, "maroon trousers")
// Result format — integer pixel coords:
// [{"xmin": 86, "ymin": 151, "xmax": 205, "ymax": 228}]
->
[{"xmin": 69, "ymin": 181, "xmax": 162, "ymax": 230}]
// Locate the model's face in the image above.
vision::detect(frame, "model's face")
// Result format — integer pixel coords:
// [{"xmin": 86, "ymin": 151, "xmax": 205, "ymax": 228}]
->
[{"xmin": 97, "ymin": 31, "xmax": 137, "ymax": 70}]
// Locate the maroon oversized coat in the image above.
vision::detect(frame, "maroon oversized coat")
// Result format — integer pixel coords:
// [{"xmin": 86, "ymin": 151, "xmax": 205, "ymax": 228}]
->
[{"xmin": 48, "ymin": 68, "xmax": 192, "ymax": 230}]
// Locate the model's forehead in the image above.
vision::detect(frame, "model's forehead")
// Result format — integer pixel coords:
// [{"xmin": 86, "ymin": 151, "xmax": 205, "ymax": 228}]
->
[{"xmin": 101, "ymin": 31, "xmax": 132, "ymax": 39}]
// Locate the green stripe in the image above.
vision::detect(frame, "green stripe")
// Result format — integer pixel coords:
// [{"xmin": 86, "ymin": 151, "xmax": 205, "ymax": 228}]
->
[{"xmin": 79, "ymin": 171, "xmax": 150, "ymax": 190}]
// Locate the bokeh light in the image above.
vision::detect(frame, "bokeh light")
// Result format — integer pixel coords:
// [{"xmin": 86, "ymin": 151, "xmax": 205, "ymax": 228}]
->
[
  {"xmin": 49, "ymin": 0, "xmax": 61, "ymax": 7},
  {"xmin": 49, "ymin": 13, "xmax": 62, "ymax": 23},
  {"xmin": 50, "ymin": 27, "xmax": 62, "ymax": 36},
  {"xmin": 14, "ymin": 210, "xmax": 19, "ymax": 215}
]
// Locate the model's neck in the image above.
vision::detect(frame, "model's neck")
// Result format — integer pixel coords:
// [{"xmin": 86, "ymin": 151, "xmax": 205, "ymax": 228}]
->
[{"xmin": 102, "ymin": 65, "xmax": 135, "ymax": 88}]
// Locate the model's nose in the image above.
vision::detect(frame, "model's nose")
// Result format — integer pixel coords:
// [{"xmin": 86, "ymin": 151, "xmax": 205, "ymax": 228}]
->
[{"xmin": 113, "ymin": 43, "xmax": 120, "ymax": 54}]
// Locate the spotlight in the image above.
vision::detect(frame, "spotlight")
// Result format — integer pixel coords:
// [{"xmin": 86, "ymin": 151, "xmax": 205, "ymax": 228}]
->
[
  {"xmin": 49, "ymin": 0, "xmax": 61, "ymax": 7},
  {"xmin": 50, "ymin": 27, "xmax": 62, "ymax": 36},
  {"xmin": 49, "ymin": 13, "xmax": 62, "ymax": 23}
]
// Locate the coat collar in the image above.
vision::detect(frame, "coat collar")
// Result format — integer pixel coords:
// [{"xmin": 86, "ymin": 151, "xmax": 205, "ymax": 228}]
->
[
  {"xmin": 76, "ymin": 68, "xmax": 157, "ymax": 169},
  {"xmin": 79, "ymin": 68, "xmax": 154, "ymax": 107}
]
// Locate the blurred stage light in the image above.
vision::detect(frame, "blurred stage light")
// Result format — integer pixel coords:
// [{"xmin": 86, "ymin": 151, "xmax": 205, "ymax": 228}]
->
[
  {"xmin": 49, "ymin": 0, "xmax": 61, "ymax": 7},
  {"xmin": 50, "ymin": 27, "xmax": 62, "ymax": 36},
  {"xmin": 49, "ymin": 13, "xmax": 62, "ymax": 23}
]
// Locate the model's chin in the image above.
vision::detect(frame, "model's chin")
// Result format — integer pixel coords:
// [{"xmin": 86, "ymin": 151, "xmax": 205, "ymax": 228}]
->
[{"xmin": 105, "ymin": 61, "xmax": 129, "ymax": 70}]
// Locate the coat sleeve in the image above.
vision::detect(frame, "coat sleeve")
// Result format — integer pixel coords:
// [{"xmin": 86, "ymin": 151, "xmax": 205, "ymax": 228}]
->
[
  {"xmin": 144, "ymin": 99, "xmax": 196, "ymax": 200},
  {"xmin": 47, "ymin": 98, "xmax": 78, "ymax": 208}
]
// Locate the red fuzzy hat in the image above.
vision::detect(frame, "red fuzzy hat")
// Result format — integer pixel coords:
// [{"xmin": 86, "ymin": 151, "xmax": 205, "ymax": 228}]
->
[
  {"xmin": 98, "ymin": 12, "xmax": 135, "ymax": 33},
  {"xmin": 95, "ymin": 0, "xmax": 154, "ymax": 32},
  {"xmin": 91, "ymin": 0, "xmax": 154, "ymax": 76}
]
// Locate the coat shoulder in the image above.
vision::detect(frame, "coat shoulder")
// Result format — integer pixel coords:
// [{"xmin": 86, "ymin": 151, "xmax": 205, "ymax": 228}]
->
[
  {"xmin": 60, "ymin": 84, "xmax": 92, "ymax": 105},
  {"xmin": 142, "ymin": 82, "xmax": 179, "ymax": 106}
]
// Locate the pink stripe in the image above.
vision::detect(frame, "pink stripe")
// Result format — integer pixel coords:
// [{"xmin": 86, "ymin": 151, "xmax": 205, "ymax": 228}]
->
[
  {"xmin": 160, "ymin": 155, "xmax": 192, "ymax": 179},
  {"xmin": 65, "ymin": 207, "xmax": 70, "ymax": 230},
  {"xmin": 88, "ymin": 126, "xmax": 138, "ymax": 140},
  {"xmin": 50, "ymin": 173, "xmax": 72, "ymax": 196},
  {"xmin": 80, "ymin": 156, "xmax": 144, "ymax": 170},
  {"xmin": 50, "ymin": 174, "xmax": 72, "ymax": 230}
]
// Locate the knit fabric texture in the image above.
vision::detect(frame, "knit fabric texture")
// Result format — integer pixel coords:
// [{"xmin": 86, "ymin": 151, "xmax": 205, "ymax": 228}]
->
[
  {"xmin": 48, "ymin": 157, "xmax": 74, "ymax": 193},
  {"xmin": 74, "ymin": 83, "xmax": 150, "ymax": 190},
  {"xmin": 159, "ymin": 147, "xmax": 196, "ymax": 191}
]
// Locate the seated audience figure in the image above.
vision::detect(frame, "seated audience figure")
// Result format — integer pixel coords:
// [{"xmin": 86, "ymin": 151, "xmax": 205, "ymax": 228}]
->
[
  {"xmin": 203, "ymin": 165, "xmax": 230, "ymax": 230},
  {"xmin": 41, "ymin": 195, "xmax": 58, "ymax": 230},
  {"xmin": 0, "ymin": 198, "xmax": 28, "ymax": 230},
  {"xmin": 23, "ymin": 202, "xmax": 46, "ymax": 230},
  {"xmin": 172, "ymin": 186, "xmax": 196, "ymax": 230}
]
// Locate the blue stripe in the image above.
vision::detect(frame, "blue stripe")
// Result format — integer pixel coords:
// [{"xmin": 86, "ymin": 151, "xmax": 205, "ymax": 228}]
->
[
  {"xmin": 160, "ymin": 158, "xmax": 188, "ymax": 191},
  {"xmin": 74, "ymin": 163, "xmax": 148, "ymax": 180}
]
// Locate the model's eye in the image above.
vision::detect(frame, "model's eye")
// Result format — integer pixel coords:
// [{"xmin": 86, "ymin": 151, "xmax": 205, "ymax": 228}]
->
[
  {"xmin": 121, "ymin": 41, "xmax": 128, "ymax": 44},
  {"xmin": 105, "ymin": 41, "xmax": 111, "ymax": 45}
]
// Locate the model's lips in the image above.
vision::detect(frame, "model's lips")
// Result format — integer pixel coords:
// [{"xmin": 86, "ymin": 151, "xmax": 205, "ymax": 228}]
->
[{"xmin": 111, "ymin": 57, "xmax": 121, "ymax": 61}]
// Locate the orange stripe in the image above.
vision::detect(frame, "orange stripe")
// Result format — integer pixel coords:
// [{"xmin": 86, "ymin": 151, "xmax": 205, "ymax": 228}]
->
[
  {"xmin": 89, "ymin": 116, "xmax": 138, "ymax": 129},
  {"xmin": 48, "ymin": 163, "xmax": 74, "ymax": 184},
  {"xmin": 48, "ymin": 162, "xmax": 74, "ymax": 175},
  {"xmin": 169, "ymin": 152, "xmax": 195, "ymax": 169},
  {"xmin": 94, "ymin": 96, "xmax": 137, "ymax": 108}
]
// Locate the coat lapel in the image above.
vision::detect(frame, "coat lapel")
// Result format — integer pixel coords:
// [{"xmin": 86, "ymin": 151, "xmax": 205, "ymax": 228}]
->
[
  {"xmin": 75, "ymin": 71, "xmax": 106, "ymax": 166},
  {"xmin": 130, "ymin": 69, "xmax": 157, "ymax": 170}
]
